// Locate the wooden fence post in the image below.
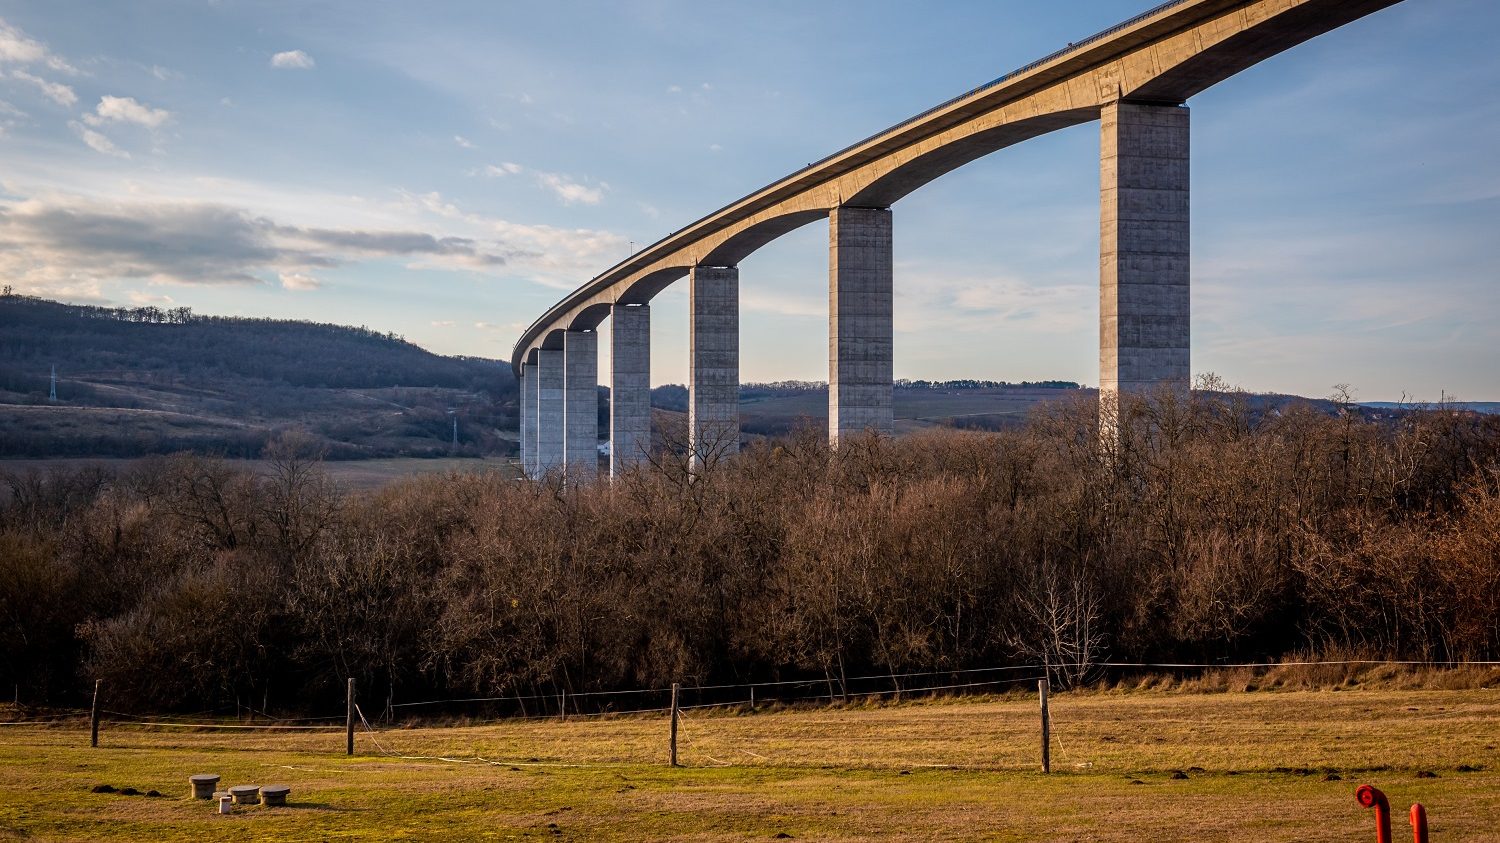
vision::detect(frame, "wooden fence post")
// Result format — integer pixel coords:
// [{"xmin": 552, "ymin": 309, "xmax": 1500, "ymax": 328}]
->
[
  {"xmin": 89, "ymin": 679, "xmax": 101, "ymax": 748},
  {"xmin": 346, "ymin": 678, "xmax": 355, "ymax": 756},
  {"xmin": 669, "ymin": 682, "xmax": 680, "ymax": 767},
  {"xmin": 1039, "ymin": 678, "xmax": 1051, "ymax": 774}
]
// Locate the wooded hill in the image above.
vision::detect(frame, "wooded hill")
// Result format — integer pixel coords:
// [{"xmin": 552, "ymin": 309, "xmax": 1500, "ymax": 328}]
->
[{"xmin": 0, "ymin": 293, "xmax": 517, "ymax": 459}]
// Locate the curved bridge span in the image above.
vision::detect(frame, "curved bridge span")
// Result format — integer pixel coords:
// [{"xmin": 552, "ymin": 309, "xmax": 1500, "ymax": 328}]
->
[{"xmin": 513, "ymin": 0, "xmax": 1404, "ymax": 479}]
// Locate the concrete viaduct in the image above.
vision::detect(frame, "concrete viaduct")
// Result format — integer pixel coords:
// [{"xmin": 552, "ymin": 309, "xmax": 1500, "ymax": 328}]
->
[{"xmin": 511, "ymin": 0, "xmax": 1404, "ymax": 480}]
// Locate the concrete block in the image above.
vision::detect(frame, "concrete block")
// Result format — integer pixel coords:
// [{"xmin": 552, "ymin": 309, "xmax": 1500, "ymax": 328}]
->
[
  {"xmin": 259, "ymin": 784, "xmax": 290, "ymax": 806},
  {"xmin": 189, "ymin": 774, "xmax": 219, "ymax": 800}
]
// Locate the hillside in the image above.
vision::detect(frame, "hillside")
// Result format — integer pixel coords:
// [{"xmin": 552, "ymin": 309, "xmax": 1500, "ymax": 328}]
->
[
  {"xmin": 0, "ymin": 293, "xmax": 517, "ymax": 459},
  {"xmin": 1, "ymin": 292, "xmax": 1423, "ymax": 462},
  {"xmin": 652, "ymin": 379, "xmax": 1365, "ymax": 440},
  {"xmin": 1362, "ymin": 401, "xmax": 1500, "ymax": 415}
]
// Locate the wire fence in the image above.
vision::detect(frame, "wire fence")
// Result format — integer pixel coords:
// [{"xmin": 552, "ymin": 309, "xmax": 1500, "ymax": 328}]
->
[{"xmin": 16, "ymin": 658, "xmax": 1497, "ymax": 770}]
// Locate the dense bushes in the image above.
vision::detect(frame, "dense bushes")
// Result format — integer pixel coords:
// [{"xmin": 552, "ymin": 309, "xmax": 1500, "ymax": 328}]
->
[{"xmin": 1, "ymin": 390, "xmax": 1497, "ymax": 712}]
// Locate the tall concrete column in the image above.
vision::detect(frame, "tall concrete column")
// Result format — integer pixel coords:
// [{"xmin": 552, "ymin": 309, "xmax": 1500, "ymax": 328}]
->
[
  {"xmin": 563, "ymin": 329, "xmax": 598, "ymax": 481},
  {"xmin": 829, "ymin": 206, "xmax": 894, "ymax": 445},
  {"xmin": 527, "ymin": 361, "xmax": 542, "ymax": 477},
  {"xmin": 1100, "ymin": 101, "xmax": 1190, "ymax": 404},
  {"xmin": 610, "ymin": 303, "xmax": 651, "ymax": 476},
  {"xmin": 519, "ymin": 366, "xmax": 532, "ymax": 477},
  {"xmin": 534, "ymin": 348, "xmax": 564, "ymax": 476},
  {"xmin": 689, "ymin": 265, "xmax": 739, "ymax": 468}
]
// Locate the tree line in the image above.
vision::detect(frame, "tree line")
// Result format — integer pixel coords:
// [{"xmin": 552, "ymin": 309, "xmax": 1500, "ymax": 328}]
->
[{"xmin": 2, "ymin": 388, "xmax": 1497, "ymax": 714}]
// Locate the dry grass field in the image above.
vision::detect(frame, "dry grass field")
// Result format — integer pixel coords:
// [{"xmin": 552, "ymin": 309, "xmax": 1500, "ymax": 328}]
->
[
  {"xmin": 734, "ymin": 387, "xmax": 1066, "ymax": 433},
  {"xmin": 0, "ymin": 455, "xmax": 519, "ymax": 495},
  {"xmin": 1, "ymin": 685, "xmax": 1496, "ymax": 841}
]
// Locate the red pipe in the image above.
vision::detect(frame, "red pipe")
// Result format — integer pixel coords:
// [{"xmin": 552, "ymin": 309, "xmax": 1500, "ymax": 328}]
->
[
  {"xmin": 1356, "ymin": 785, "xmax": 1392, "ymax": 843},
  {"xmin": 1410, "ymin": 804, "xmax": 1428, "ymax": 843}
]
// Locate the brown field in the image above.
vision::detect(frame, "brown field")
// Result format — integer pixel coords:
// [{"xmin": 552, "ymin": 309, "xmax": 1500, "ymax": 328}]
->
[
  {"xmin": 1, "ymin": 687, "xmax": 1496, "ymax": 841},
  {"xmin": 737, "ymin": 387, "xmax": 1071, "ymax": 423},
  {"xmin": 0, "ymin": 455, "xmax": 520, "ymax": 493}
]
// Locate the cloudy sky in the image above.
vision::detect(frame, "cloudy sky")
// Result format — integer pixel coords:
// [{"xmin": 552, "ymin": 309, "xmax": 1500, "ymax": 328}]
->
[{"xmin": 1, "ymin": 1, "xmax": 1496, "ymax": 401}]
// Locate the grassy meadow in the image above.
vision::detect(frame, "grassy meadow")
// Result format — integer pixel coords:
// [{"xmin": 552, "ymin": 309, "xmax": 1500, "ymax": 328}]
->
[{"xmin": 1, "ymin": 685, "xmax": 1496, "ymax": 841}]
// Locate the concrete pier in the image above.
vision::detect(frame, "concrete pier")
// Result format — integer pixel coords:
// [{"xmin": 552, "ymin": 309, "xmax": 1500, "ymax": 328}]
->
[
  {"xmin": 689, "ymin": 265, "xmax": 739, "ymax": 468},
  {"xmin": 519, "ymin": 366, "xmax": 533, "ymax": 477},
  {"xmin": 563, "ymin": 330, "xmax": 598, "ymax": 480},
  {"xmin": 535, "ymin": 348, "xmax": 564, "ymax": 476},
  {"xmin": 610, "ymin": 303, "xmax": 651, "ymax": 475},
  {"xmin": 828, "ymin": 206, "xmax": 894, "ymax": 444},
  {"xmin": 1100, "ymin": 101, "xmax": 1190, "ymax": 400}
]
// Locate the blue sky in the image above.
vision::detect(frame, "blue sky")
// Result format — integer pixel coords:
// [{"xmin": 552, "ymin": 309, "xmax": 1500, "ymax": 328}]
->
[{"xmin": 0, "ymin": 1, "xmax": 1495, "ymax": 401}]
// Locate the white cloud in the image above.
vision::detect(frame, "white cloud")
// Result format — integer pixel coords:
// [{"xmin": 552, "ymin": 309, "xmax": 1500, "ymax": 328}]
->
[
  {"xmin": 0, "ymin": 18, "xmax": 77, "ymax": 73},
  {"xmin": 399, "ymin": 190, "xmax": 627, "ymax": 289},
  {"xmin": 8, "ymin": 69, "xmax": 75, "ymax": 106},
  {"xmin": 0, "ymin": 193, "xmax": 514, "ymax": 293},
  {"xmin": 84, "ymin": 95, "xmax": 171, "ymax": 129},
  {"xmin": 708, "ymin": 143, "xmax": 722, "ymax": 152},
  {"xmin": 535, "ymin": 171, "xmax": 605, "ymax": 205},
  {"xmin": 0, "ymin": 98, "xmax": 23, "ymax": 134},
  {"xmin": 270, "ymin": 50, "xmax": 315, "ymax": 70},
  {"xmin": 893, "ymin": 270, "xmax": 1092, "ymax": 335},
  {"xmin": 454, "ymin": 135, "xmax": 476, "ymax": 149},
  {"xmin": 430, "ymin": 320, "xmax": 455, "ymax": 328},
  {"xmin": 741, "ymin": 288, "xmax": 823, "ymax": 319},
  {"xmin": 483, "ymin": 162, "xmax": 523, "ymax": 177},
  {"xmin": 68, "ymin": 121, "xmax": 128, "ymax": 158},
  {"xmin": 666, "ymin": 85, "xmax": 682, "ymax": 94},
  {"xmin": 127, "ymin": 290, "xmax": 174, "ymax": 305},
  {"xmin": 279, "ymin": 271, "xmax": 321, "ymax": 291}
]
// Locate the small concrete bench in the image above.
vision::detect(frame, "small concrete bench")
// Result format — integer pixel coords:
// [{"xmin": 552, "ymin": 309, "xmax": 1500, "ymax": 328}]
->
[
  {"xmin": 190, "ymin": 774, "xmax": 220, "ymax": 800},
  {"xmin": 228, "ymin": 785, "xmax": 260, "ymax": 805},
  {"xmin": 260, "ymin": 784, "xmax": 291, "ymax": 807}
]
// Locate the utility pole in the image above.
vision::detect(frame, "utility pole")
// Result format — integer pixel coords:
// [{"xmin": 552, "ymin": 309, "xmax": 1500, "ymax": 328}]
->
[{"xmin": 49, "ymin": 365, "xmax": 57, "ymax": 402}]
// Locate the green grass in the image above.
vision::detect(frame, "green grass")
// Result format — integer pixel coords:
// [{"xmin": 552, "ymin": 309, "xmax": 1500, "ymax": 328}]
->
[{"xmin": 2, "ymin": 688, "xmax": 1496, "ymax": 841}]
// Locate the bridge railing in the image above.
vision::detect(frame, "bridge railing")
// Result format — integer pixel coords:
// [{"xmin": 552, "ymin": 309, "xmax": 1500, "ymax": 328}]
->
[{"xmin": 800, "ymin": 0, "xmax": 1194, "ymax": 174}]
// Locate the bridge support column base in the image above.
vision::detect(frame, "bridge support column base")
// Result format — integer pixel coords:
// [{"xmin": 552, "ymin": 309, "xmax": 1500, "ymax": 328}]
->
[
  {"xmin": 563, "ymin": 330, "xmax": 599, "ymax": 481},
  {"xmin": 520, "ymin": 367, "xmax": 533, "ymax": 477},
  {"xmin": 1101, "ymin": 100, "xmax": 1190, "ymax": 418},
  {"xmin": 829, "ymin": 206, "xmax": 894, "ymax": 446},
  {"xmin": 610, "ymin": 304, "xmax": 651, "ymax": 476},
  {"xmin": 535, "ymin": 349, "xmax": 565, "ymax": 476},
  {"xmin": 689, "ymin": 265, "xmax": 739, "ymax": 470}
]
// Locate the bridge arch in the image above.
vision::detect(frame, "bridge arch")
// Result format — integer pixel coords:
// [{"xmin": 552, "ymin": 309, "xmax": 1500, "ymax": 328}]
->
[{"xmin": 513, "ymin": 0, "xmax": 1407, "ymax": 479}]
